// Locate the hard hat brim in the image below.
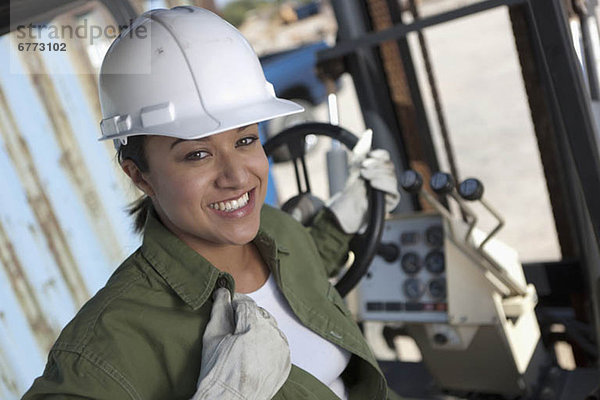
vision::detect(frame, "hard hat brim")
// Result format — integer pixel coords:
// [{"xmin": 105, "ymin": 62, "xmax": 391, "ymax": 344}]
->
[
  {"xmin": 99, "ymin": 97, "xmax": 304, "ymax": 143},
  {"xmin": 200, "ymin": 97, "xmax": 305, "ymax": 140}
]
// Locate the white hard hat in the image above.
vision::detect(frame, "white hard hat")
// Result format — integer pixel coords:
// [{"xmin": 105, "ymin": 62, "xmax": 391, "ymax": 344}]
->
[{"xmin": 98, "ymin": 6, "xmax": 303, "ymax": 146}]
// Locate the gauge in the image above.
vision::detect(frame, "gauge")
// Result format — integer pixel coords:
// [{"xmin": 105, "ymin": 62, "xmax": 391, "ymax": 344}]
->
[
  {"xmin": 425, "ymin": 250, "xmax": 445, "ymax": 274},
  {"xmin": 401, "ymin": 252, "xmax": 421, "ymax": 274},
  {"xmin": 425, "ymin": 225, "xmax": 444, "ymax": 247},
  {"xmin": 428, "ymin": 278, "xmax": 447, "ymax": 300},
  {"xmin": 403, "ymin": 278, "xmax": 424, "ymax": 300}
]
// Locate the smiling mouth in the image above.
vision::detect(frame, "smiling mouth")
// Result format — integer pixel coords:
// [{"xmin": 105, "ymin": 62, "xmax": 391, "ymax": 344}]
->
[{"xmin": 208, "ymin": 191, "xmax": 250, "ymax": 212}]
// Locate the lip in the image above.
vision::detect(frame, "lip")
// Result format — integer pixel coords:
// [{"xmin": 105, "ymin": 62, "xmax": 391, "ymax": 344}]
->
[{"xmin": 208, "ymin": 188, "xmax": 256, "ymax": 219}]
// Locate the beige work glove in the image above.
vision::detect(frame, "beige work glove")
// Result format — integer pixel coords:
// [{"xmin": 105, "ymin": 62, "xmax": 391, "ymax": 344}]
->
[
  {"xmin": 192, "ymin": 288, "xmax": 291, "ymax": 400},
  {"xmin": 327, "ymin": 130, "xmax": 400, "ymax": 234}
]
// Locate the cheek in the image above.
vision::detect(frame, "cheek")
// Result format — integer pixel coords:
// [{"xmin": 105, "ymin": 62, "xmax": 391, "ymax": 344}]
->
[
  {"xmin": 258, "ymin": 155, "xmax": 269, "ymax": 181},
  {"xmin": 154, "ymin": 170, "xmax": 209, "ymax": 210},
  {"xmin": 250, "ymin": 151, "xmax": 269, "ymax": 191}
]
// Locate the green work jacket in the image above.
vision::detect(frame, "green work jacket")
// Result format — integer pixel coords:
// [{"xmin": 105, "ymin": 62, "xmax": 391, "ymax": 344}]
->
[{"xmin": 23, "ymin": 205, "xmax": 402, "ymax": 399}]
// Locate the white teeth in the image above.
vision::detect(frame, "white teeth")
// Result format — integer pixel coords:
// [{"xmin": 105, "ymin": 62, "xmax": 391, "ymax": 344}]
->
[{"xmin": 210, "ymin": 191, "xmax": 250, "ymax": 212}]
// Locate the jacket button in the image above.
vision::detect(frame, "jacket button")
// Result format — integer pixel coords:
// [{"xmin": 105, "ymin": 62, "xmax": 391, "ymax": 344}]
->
[
  {"xmin": 329, "ymin": 330, "xmax": 343, "ymax": 340},
  {"xmin": 217, "ymin": 277, "xmax": 228, "ymax": 288}
]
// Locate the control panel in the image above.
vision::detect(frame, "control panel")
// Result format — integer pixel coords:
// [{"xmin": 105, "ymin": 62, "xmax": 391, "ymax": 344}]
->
[
  {"xmin": 355, "ymin": 170, "xmax": 545, "ymax": 398},
  {"xmin": 357, "ymin": 213, "xmax": 448, "ymax": 323}
]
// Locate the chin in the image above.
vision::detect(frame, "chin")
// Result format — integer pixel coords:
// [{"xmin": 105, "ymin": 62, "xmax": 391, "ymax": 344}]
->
[{"xmin": 223, "ymin": 223, "xmax": 260, "ymax": 245}]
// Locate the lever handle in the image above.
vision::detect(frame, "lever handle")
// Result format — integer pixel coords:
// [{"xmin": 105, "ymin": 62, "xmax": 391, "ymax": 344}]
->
[
  {"xmin": 400, "ymin": 169, "xmax": 456, "ymax": 240},
  {"xmin": 377, "ymin": 242, "xmax": 400, "ymax": 262},
  {"xmin": 430, "ymin": 172, "xmax": 455, "ymax": 195},
  {"xmin": 400, "ymin": 170, "xmax": 423, "ymax": 194},
  {"xmin": 458, "ymin": 178, "xmax": 484, "ymax": 201},
  {"xmin": 458, "ymin": 178, "xmax": 505, "ymax": 251}
]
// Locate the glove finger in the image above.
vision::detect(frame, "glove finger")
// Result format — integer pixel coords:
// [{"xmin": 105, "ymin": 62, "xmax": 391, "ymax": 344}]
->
[
  {"xmin": 361, "ymin": 165, "xmax": 397, "ymax": 190},
  {"xmin": 368, "ymin": 176, "xmax": 399, "ymax": 194},
  {"xmin": 232, "ymin": 293, "xmax": 259, "ymax": 334},
  {"xmin": 326, "ymin": 179, "xmax": 368, "ymax": 234},
  {"xmin": 363, "ymin": 170, "xmax": 400, "ymax": 212},
  {"xmin": 232, "ymin": 292, "xmax": 257, "ymax": 306},
  {"xmin": 255, "ymin": 305, "xmax": 277, "ymax": 327},
  {"xmin": 360, "ymin": 165, "xmax": 395, "ymax": 183},
  {"xmin": 350, "ymin": 129, "xmax": 373, "ymax": 165},
  {"xmin": 253, "ymin": 305, "xmax": 290, "ymax": 347},
  {"xmin": 366, "ymin": 148, "xmax": 390, "ymax": 161},
  {"xmin": 360, "ymin": 151, "xmax": 390, "ymax": 173},
  {"xmin": 384, "ymin": 191, "xmax": 401, "ymax": 212},
  {"xmin": 200, "ymin": 288, "xmax": 235, "ymax": 373},
  {"xmin": 361, "ymin": 166, "xmax": 394, "ymax": 183},
  {"xmin": 204, "ymin": 288, "xmax": 235, "ymax": 338},
  {"xmin": 361, "ymin": 158, "xmax": 393, "ymax": 174}
]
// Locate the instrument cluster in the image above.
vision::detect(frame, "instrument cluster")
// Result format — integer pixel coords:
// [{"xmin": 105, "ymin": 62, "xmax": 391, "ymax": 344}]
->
[{"xmin": 358, "ymin": 214, "xmax": 448, "ymax": 322}]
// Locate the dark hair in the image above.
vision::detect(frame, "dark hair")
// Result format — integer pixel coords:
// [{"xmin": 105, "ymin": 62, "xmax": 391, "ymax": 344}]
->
[{"xmin": 117, "ymin": 135, "xmax": 152, "ymax": 233}]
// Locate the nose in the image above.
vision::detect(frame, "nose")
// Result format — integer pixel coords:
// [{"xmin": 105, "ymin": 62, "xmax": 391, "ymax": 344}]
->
[{"xmin": 214, "ymin": 151, "xmax": 249, "ymax": 189}]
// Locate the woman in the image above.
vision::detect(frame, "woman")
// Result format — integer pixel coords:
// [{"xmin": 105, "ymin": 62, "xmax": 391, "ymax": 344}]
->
[{"xmin": 23, "ymin": 7, "xmax": 401, "ymax": 400}]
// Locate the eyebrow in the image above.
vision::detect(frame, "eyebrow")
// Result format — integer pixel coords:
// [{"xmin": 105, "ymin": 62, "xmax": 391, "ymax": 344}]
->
[
  {"xmin": 170, "ymin": 137, "xmax": 209, "ymax": 150},
  {"xmin": 169, "ymin": 126, "xmax": 253, "ymax": 150}
]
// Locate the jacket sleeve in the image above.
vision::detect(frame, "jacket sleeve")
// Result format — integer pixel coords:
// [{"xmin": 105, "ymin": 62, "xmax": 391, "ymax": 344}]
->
[
  {"xmin": 307, "ymin": 208, "xmax": 354, "ymax": 278},
  {"xmin": 22, "ymin": 350, "xmax": 135, "ymax": 400},
  {"xmin": 387, "ymin": 387, "xmax": 410, "ymax": 400}
]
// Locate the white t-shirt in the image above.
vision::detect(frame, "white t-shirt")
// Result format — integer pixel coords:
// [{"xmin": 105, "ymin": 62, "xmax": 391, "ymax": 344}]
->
[{"xmin": 246, "ymin": 274, "xmax": 351, "ymax": 399}]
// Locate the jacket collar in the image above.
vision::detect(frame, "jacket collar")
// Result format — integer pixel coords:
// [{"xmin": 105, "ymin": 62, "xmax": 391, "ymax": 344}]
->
[{"xmin": 140, "ymin": 205, "xmax": 287, "ymax": 310}]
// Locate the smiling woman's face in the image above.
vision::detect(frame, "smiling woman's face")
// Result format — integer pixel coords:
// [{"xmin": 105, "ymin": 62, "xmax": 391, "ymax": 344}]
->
[{"xmin": 132, "ymin": 124, "xmax": 268, "ymax": 249}]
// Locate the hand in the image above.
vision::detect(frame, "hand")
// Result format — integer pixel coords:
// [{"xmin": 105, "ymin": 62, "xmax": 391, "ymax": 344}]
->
[
  {"xmin": 327, "ymin": 130, "xmax": 400, "ymax": 234},
  {"xmin": 192, "ymin": 288, "xmax": 291, "ymax": 400}
]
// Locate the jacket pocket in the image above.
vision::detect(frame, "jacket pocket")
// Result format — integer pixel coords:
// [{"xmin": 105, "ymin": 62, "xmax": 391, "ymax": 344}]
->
[{"xmin": 326, "ymin": 282, "xmax": 352, "ymax": 316}]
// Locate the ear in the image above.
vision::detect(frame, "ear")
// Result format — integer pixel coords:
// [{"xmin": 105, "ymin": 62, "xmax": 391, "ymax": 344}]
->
[{"xmin": 121, "ymin": 159, "xmax": 155, "ymax": 197}]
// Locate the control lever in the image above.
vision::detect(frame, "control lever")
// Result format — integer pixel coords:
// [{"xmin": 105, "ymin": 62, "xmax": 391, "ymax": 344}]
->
[
  {"xmin": 401, "ymin": 170, "xmax": 458, "ymax": 241},
  {"xmin": 377, "ymin": 242, "xmax": 400, "ymax": 262},
  {"xmin": 401, "ymin": 170, "xmax": 527, "ymax": 297},
  {"xmin": 400, "ymin": 170, "xmax": 454, "ymax": 222},
  {"xmin": 458, "ymin": 178, "xmax": 505, "ymax": 250},
  {"xmin": 399, "ymin": 169, "xmax": 423, "ymax": 193},
  {"xmin": 429, "ymin": 173, "xmax": 526, "ymax": 296},
  {"xmin": 430, "ymin": 172, "xmax": 478, "ymax": 243}
]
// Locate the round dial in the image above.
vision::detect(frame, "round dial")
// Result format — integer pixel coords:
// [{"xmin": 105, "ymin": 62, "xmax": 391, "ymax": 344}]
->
[
  {"xmin": 401, "ymin": 252, "xmax": 421, "ymax": 275},
  {"xmin": 403, "ymin": 278, "xmax": 424, "ymax": 300},
  {"xmin": 425, "ymin": 225, "xmax": 444, "ymax": 248},
  {"xmin": 428, "ymin": 278, "xmax": 447, "ymax": 300},
  {"xmin": 425, "ymin": 250, "xmax": 445, "ymax": 274}
]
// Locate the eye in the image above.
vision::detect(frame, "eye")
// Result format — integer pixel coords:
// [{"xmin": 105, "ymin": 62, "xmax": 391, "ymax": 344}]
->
[
  {"xmin": 236, "ymin": 136, "xmax": 258, "ymax": 147},
  {"xmin": 185, "ymin": 150, "xmax": 210, "ymax": 161}
]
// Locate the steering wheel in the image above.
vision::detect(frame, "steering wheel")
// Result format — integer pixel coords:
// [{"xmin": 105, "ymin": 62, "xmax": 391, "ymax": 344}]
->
[{"xmin": 263, "ymin": 122, "xmax": 386, "ymax": 297}]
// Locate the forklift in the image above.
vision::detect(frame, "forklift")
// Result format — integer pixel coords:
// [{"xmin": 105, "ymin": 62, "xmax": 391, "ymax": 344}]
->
[
  {"xmin": 1, "ymin": 0, "xmax": 599, "ymax": 399},
  {"xmin": 263, "ymin": 0, "xmax": 600, "ymax": 398}
]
